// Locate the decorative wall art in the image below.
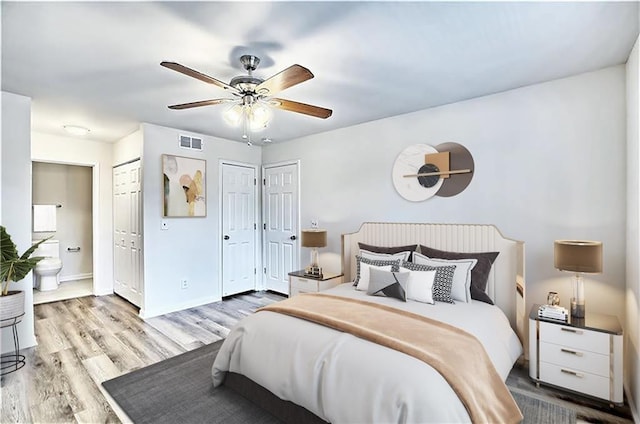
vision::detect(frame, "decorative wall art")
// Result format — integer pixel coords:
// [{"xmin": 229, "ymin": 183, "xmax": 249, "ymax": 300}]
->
[
  {"xmin": 392, "ymin": 142, "xmax": 474, "ymax": 201},
  {"xmin": 162, "ymin": 154, "xmax": 206, "ymax": 217}
]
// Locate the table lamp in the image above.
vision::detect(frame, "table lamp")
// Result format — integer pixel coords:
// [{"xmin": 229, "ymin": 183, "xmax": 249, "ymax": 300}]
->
[
  {"xmin": 554, "ymin": 240, "xmax": 603, "ymax": 318},
  {"xmin": 301, "ymin": 229, "xmax": 327, "ymax": 277}
]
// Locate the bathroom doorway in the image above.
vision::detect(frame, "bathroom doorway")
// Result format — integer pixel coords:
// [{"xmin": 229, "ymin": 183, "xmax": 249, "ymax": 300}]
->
[{"xmin": 32, "ymin": 161, "xmax": 94, "ymax": 304}]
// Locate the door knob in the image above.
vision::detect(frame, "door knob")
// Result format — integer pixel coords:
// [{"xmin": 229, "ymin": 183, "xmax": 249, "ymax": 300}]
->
[
  {"xmin": 290, "ymin": 235, "xmax": 297, "ymax": 240},
  {"xmin": 223, "ymin": 235, "xmax": 230, "ymax": 240}
]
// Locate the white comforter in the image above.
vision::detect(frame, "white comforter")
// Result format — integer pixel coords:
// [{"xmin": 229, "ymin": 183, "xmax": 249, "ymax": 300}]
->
[{"xmin": 212, "ymin": 283, "xmax": 522, "ymax": 424}]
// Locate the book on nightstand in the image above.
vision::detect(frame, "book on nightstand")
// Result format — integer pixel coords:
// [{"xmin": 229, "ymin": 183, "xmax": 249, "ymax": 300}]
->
[{"xmin": 537, "ymin": 304, "xmax": 569, "ymax": 322}]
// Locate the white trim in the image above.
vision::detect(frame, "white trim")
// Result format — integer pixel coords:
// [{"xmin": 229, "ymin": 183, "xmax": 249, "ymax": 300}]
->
[
  {"xmin": 139, "ymin": 295, "xmax": 220, "ymax": 319},
  {"xmin": 218, "ymin": 159, "xmax": 261, "ymax": 295},
  {"xmin": 59, "ymin": 272, "xmax": 93, "ymax": 283}
]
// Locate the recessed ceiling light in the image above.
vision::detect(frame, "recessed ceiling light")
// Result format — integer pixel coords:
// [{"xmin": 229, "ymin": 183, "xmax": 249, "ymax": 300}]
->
[
  {"xmin": 63, "ymin": 125, "xmax": 90, "ymax": 136},
  {"xmin": 261, "ymin": 137, "xmax": 273, "ymax": 143}
]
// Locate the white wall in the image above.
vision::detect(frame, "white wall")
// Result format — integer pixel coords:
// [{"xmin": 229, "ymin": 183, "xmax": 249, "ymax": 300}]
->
[
  {"xmin": 32, "ymin": 132, "xmax": 114, "ymax": 295},
  {"xmin": 264, "ymin": 66, "xmax": 627, "ymax": 325},
  {"xmin": 1, "ymin": 92, "xmax": 37, "ymax": 353},
  {"xmin": 139, "ymin": 123, "xmax": 261, "ymax": 317},
  {"xmin": 113, "ymin": 127, "xmax": 142, "ymax": 166},
  {"xmin": 626, "ymin": 34, "xmax": 640, "ymax": 422}
]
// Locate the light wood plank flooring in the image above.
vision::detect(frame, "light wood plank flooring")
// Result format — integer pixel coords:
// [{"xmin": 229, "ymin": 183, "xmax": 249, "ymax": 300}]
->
[
  {"xmin": 1, "ymin": 292, "xmax": 635, "ymax": 423},
  {"xmin": 1, "ymin": 291, "xmax": 284, "ymax": 423}
]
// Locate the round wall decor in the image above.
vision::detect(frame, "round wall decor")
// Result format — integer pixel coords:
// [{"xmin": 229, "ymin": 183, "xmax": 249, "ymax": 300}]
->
[{"xmin": 391, "ymin": 142, "xmax": 474, "ymax": 201}]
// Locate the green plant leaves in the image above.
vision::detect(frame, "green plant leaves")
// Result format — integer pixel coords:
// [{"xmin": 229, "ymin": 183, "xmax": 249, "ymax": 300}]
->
[{"xmin": 1, "ymin": 226, "xmax": 49, "ymax": 295}]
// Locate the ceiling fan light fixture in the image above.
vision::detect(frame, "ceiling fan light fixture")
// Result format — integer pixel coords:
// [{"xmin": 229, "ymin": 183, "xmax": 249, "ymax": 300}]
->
[
  {"xmin": 248, "ymin": 102, "xmax": 272, "ymax": 131},
  {"xmin": 223, "ymin": 104, "xmax": 244, "ymax": 127},
  {"xmin": 63, "ymin": 125, "xmax": 90, "ymax": 136}
]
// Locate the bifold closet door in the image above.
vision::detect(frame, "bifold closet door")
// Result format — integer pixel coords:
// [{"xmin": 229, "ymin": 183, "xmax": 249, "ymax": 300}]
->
[{"xmin": 113, "ymin": 160, "xmax": 143, "ymax": 307}]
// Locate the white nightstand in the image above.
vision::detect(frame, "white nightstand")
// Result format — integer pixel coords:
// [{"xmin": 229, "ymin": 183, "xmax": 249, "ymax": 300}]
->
[
  {"xmin": 288, "ymin": 271, "xmax": 344, "ymax": 297},
  {"xmin": 528, "ymin": 304, "xmax": 623, "ymax": 404}
]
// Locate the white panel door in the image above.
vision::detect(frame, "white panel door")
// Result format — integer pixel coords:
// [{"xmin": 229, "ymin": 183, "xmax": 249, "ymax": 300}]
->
[
  {"xmin": 113, "ymin": 160, "xmax": 143, "ymax": 307},
  {"xmin": 263, "ymin": 163, "xmax": 299, "ymax": 294},
  {"xmin": 222, "ymin": 163, "xmax": 256, "ymax": 297}
]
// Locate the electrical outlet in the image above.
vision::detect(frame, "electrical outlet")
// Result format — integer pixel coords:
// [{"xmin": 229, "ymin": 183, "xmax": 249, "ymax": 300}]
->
[
  {"xmin": 311, "ymin": 220, "xmax": 319, "ymax": 228},
  {"xmin": 180, "ymin": 278, "xmax": 188, "ymax": 289}
]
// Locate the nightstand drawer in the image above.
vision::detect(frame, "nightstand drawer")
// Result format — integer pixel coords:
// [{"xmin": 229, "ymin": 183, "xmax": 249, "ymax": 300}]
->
[
  {"xmin": 540, "ymin": 341, "xmax": 609, "ymax": 377},
  {"xmin": 540, "ymin": 321, "xmax": 608, "ymax": 354},
  {"xmin": 290, "ymin": 277, "xmax": 319, "ymax": 292},
  {"xmin": 539, "ymin": 362, "xmax": 610, "ymax": 400}
]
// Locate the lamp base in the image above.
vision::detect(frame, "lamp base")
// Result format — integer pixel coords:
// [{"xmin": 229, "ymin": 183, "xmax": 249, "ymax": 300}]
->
[
  {"xmin": 570, "ymin": 297, "xmax": 585, "ymax": 318},
  {"xmin": 304, "ymin": 266, "xmax": 323, "ymax": 279}
]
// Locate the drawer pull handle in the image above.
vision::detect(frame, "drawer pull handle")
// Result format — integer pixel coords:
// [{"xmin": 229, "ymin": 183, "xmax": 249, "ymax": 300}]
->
[
  {"xmin": 560, "ymin": 327, "xmax": 583, "ymax": 335},
  {"xmin": 560, "ymin": 348, "xmax": 583, "ymax": 357},
  {"xmin": 560, "ymin": 369, "xmax": 584, "ymax": 378}
]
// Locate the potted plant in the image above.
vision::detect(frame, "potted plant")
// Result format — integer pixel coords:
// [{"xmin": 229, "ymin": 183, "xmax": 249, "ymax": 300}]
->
[{"xmin": 0, "ymin": 226, "xmax": 49, "ymax": 321}]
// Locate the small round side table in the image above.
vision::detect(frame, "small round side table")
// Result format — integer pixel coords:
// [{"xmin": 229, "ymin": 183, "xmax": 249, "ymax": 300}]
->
[{"xmin": 1, "ymin": 312, "xmax": 26, "ymax": 375}]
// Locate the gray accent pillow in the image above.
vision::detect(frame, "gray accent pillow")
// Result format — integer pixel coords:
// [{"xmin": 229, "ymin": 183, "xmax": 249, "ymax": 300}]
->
[
  {"xmin": 401, "ymin": 260, "xmax": 456, "ymax": 304},
  {"xmin": 358, "ymin": 243, "xmax": 418, "ymax": 261},
  {"xmin": 367, "ymin": 268, "xmax": 409, "ymax": 301},
  {"xmin": 354, "ymin": 255, "xmax": 401, "ymax": 286},
  {"xmin": 418, "ymin": 245, "xmax": 499, "ymax": 305}
]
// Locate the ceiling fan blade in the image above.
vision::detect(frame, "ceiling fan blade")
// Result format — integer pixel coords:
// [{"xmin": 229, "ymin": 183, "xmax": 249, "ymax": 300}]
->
[
  {"xmin": 168, "ymin": 99, "xmax": 230, "ymax": 110},
  {"xmin": 256, "ymin": 65, "xmax": 314, "ymax": 96},
  {"xmin": 161, "ymin": 61, "xmax": 239, "ymax": 93},
  {"xmin": 271, "ymin": 98, "xmax": 332, "ymax": 119}
]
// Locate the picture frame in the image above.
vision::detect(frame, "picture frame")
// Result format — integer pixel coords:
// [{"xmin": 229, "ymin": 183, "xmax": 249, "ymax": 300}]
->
[{"xmin": 162, "ymin": 154, "xmax": 206, "ymax": 217}]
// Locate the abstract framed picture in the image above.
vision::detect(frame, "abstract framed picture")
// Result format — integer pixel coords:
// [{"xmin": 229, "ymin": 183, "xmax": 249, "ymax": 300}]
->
[{"xmin": 162, "ymin": 154, "xmax": 206, "ymax": 217}]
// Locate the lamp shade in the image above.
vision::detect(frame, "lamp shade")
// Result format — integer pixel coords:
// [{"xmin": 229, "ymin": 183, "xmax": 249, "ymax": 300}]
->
[
  {"xmin": 301, "ymin": 229, "xmax": 327, "ymax": 248},
  {"xmin": 554, "ymin": 240, "xmax": 603, "ymax": 273}
]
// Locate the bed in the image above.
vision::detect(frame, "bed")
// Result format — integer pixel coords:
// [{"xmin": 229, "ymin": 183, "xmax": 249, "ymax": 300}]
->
[{"xmin": 212, "ymin": 222, "xmax": 526, "ymax": 423}]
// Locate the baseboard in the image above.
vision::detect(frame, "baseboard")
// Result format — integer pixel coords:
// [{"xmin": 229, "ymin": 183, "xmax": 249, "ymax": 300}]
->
[
  {"xmin": 139, "ymin": 295, "xmax": 221, "ymax": 319},
  {"xmin": 624, "ymin": 381, "xmax": 640, "ymax": 424},
  {"xmin": 60, "ymin": 273, "xmax": 93, "ymax": 283}
]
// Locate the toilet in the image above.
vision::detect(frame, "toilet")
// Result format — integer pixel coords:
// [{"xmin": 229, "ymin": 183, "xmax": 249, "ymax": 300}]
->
[{"xmin": 33, "ymin": 239, "xmax": 63, "ymax": 291}]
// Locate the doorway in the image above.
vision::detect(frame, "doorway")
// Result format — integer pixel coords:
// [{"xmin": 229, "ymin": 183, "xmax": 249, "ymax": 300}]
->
[
  {"xmin": 220, "ymin": 161, "xmax": 259, "ymax": 297},
  {"xmin": 31, "ymin": 161, "xmax": 94, "ymax": 304},
  {"xmin": 262, "ymin": 161, "xmax": 300, "ymax": 294}
]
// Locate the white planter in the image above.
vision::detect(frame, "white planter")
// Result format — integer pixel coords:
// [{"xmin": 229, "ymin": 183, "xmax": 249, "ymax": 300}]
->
[{"xmin": 0, "ymin": 290, "xmax": 25, "ymax": 322}]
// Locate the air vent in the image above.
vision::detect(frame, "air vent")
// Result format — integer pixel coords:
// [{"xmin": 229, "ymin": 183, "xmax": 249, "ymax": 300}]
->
[{"xmin": 179, "ymin": 135, "xmax": 203, "ymax": 151}]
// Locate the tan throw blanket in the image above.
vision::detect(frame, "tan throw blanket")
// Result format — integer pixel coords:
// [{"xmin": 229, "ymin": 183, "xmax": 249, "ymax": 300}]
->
[{"xmin": 258, "ymin": 293, "xmax": 523, "ymax": 424}]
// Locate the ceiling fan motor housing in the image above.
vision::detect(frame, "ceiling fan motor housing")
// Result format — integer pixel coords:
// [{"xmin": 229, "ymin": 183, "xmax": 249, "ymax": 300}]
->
[{"xmin": 239, "ymin": 55, "xmax": 260, "ymax": 72}]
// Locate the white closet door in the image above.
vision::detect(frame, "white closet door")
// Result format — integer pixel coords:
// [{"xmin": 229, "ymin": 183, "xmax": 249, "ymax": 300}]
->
[
  {"xmin": 263, "ymin": 162, "xmax": 299, "ymax": 294},
  {"xmin": 221, "ymin": 163, "xmax": 257, "ymax": 297},
  {"xmin": 113, "ymin": 160, "xmax": 143, "ymax": 307}
]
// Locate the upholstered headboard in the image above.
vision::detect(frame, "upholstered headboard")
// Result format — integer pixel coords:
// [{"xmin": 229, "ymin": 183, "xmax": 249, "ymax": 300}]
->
[{"xmin": 341, "ymin": 222, "xmax": 526, "ymax": 343}]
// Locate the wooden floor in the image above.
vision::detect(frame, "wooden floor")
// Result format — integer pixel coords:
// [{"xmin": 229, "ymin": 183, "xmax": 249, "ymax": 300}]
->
[
  {"xmin": 1, "ymin": 291, "xmax": 284, "ymax": 423},
  {"xmin": 1, "ymin": 291, "xmax": 635, "ymax": 424}
]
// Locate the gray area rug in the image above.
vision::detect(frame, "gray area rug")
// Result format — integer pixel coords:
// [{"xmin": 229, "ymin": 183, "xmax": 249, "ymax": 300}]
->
[{"xmin": 103, "ymin": 341, "xmax": 576, "ymax": 424}]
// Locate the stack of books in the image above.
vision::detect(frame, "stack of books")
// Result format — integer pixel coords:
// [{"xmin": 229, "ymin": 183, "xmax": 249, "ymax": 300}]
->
[{"xmin": 538, "ymin": 304, "xmax": 569, "ymax": 322}]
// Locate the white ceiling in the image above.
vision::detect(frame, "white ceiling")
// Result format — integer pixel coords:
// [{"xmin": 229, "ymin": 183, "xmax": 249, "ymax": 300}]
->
[{"xmin": 2, "ymin": 1, "xmax": 638, "ymax": 144}]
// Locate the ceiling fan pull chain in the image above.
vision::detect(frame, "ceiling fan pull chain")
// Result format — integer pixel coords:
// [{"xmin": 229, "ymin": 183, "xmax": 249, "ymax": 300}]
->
[{"xmin": 241, "ymin": 106, "xmax": 249, "ymax": 140}]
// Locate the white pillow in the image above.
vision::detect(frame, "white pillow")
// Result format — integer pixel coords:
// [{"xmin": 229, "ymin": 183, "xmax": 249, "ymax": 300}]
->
[
  {"xmin": 359, "ymin": 249, "xmax": 411, "ymax": 262},
  {"xmin": 412, "ymin": 252, "xmax": 477, "ymax": 302},
  {"xmin": 400, "ymin": 267, "xmax": 437, "ymax": 304},
  {"xmin": 356, "ymin": 263, "xmax": 393, "ymax": 291}
]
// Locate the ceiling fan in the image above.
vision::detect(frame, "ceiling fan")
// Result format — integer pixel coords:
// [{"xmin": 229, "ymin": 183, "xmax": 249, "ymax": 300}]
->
[{"xmin": 161, "ymin": 55, "xmax": 332, "ymax": 137}]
